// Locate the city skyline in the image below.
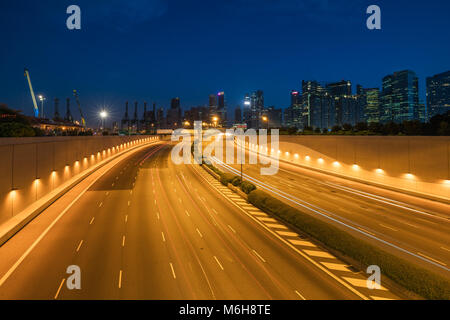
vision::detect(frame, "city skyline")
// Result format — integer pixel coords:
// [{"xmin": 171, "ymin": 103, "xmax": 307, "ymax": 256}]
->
[{"xmin": 1, "ymin": 0, "xmax": 449, "ymax": 123}]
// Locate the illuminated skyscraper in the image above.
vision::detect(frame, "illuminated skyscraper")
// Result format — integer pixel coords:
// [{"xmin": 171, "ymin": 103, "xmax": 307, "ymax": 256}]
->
[
  {"xmin": 380, "ymin": 70, "xmax": 419, "ymax": 123},
  {"xmin": 427, "ymin": 71, "xmax": 450, "ymax": 119}
]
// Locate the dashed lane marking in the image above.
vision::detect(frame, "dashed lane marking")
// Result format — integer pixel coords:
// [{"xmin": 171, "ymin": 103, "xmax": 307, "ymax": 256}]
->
[
  {"xmin": 214, "ymin": 256, "xmax": 224, "ymax": 270},
  {"xmin": 54, "ymin": 278, "xmax": 65, "ymax": 299},
  {"xmin": 295, "ymin": 290, "xmax": 306, "ymax": 300},
  {"xmin": 76, "ymin": 240, "xmax": 84, "ymax": 252},
  {"xmin": 252, "ymin": 250, "xmax": 266, "ymax": 263},
  {"xmin": 169, "ymin": 263, "xmax": 176, "ymax": 279}
]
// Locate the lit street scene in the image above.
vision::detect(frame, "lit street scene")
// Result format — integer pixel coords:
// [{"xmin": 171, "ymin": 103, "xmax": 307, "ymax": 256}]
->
[{"xmin": 0, "ymin": 0, "xmax": 449, "ymax": 312}]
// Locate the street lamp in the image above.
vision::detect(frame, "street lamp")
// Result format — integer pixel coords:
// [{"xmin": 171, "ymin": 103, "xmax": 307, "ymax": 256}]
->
[
  {"xmin": 38, "ymin": 95, "xmax": 46, "ymax": 118},
  {"xmin": 262, "ymin": 115, "xmax": 269, "ymax": 130},
  {"xmin": 185, "ymin": 121, "xmax": 190, "ymax": 127},
  {"xmin": 100, "ymin": 110, "xmax": 108, "ymax": 131},
  {"xmin": 212, "ymin": 116, "xmax": 218, "ymax": 128}
]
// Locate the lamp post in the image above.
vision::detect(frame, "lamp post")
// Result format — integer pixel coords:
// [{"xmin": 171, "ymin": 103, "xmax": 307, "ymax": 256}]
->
[
  {"xmin": 262, "ymin": 115, "xmax": 269, "ymax": 130},
  {"xmin": 38, "ymin": 95, "xmax": 46, "ymax": 118},
  {"xmin": 100, "ymin": 110, "xmax": 108, "ymax": 132},
  {"xmin": 213, "ymin": 116, "xmax": 218, "ymax": 128}
]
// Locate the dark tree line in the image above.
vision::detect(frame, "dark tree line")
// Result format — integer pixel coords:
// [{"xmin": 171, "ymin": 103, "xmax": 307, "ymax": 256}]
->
[{"xmin": 280, "ymin": 111, "xmax": 450, "ymax": 136}]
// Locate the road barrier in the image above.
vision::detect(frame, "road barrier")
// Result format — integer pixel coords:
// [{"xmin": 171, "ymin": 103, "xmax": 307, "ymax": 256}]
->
[{"xmin": 200, "ymin": 161, "xmax": 450, "ymax": 300}]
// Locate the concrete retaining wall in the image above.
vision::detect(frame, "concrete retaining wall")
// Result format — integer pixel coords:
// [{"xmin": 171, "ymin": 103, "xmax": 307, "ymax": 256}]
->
[
  {"xmin": 261, "ymin": 136, "xmax": 450, "ymax": 200},
  {"xmin": 0, "ymin": 136, "xmax": 159, "ymax": 225}
]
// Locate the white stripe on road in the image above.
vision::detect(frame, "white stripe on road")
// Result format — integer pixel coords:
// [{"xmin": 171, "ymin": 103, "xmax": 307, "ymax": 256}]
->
[
  {"xmin": 170, "ymin": 263, "xmax": 176, "ymax": 279},
  {"xmin": 54, "ymin": 278, "xmax": 65, "ymax": 300},
  {"xmin": 214, "ymin": 256, "xmax": 224, "ymax": 270},
  {"xmin": 252, "ymin": 250, "xmax": 266, "ymax": 263},
  {"xmin": 76, "ymin": 240, "xmax": 84, "ymax": 252},
  {"xmin": 304, "ymin": 250, "xmax": 336, "ymax": 259}
]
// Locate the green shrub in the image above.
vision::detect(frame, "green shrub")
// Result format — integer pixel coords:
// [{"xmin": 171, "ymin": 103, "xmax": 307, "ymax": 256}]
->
[
  {"xmin": 231, "ymin": 176, "xmax": 242, "ymax": 187},
  {"xmin": 241, "ymin": 181, "xmax": 257, "ymax": 194},
  {"xmin": 248, "ymin": 189, "xmax": 450, "ymax": 300},
  {"xmin": 220, "ymin": 173, "xmax": 237, "ymax": 186}
]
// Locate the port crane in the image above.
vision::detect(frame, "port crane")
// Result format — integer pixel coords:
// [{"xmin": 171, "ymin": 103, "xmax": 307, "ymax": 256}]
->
[
  {"xmin": 24, "ymin": 68, "xmax": 39, "ymax": 118},
  {"xmin": 72, "ymin": 89, "xmax": 86, "ymax": 127}
]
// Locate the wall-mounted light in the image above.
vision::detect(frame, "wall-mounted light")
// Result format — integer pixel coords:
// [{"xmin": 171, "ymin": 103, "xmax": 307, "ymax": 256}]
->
[
  {"xmin": 333, "ymin": 161, "xmax": 340, "ymax": 167},
  {"xmin": 305, "ymin": 156, "xmax": 311, "ymax": 161},
  {"xmin": 405, "ymin": 173, "xmax": 415, "ymax": 180},
  {"xmin": 352, "ymin": 164, "xmax": 360, "ymax": 170},
  {"xmin": 294, "ymin": 154, "xmax": 299, "ymax": 159},
  {"xmin": 443, "ymin": 180, "xmax": 450, "ymax": 186},
  {"xmin": 318, "ymin": 158, "xmax": 324, "ymax": 164},
  {"xmin": 376, "ymin": 168, "xmax": 384, "ymax": 174}
]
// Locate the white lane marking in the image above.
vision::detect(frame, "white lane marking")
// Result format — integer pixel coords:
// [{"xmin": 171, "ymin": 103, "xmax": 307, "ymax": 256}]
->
[
  {"xmin": 252, "ymin": 250, "xmax": 266, "ymax": 263},
  {"xmin": 122, "ymin": 236, "xmax": 126, "ymax": 247},
  {"xmin": 212, "ymin": 208, "xmax": 218, "ymax": 215},
  {"xmin": 321, "ymin": 262, "xmax": 351, "ymax": 272},
  {"xmin": 323, "ymin": 181, "xmax": 448, "ymax": 222},
  {"xmin": 441, "ymin": 246, "xmax": 450, "ymax": 252},
  {"xmin": 130, "ymin": 190, "xmax": 133, "ymax": 195},
  {"xmin": 54, "ymin": 278, "xmax": 65, "ymax": 299},
  {"xmin": 379, "ymin": 223, "xmax": 398, "ymax": 232},
  {"xmin": 76, "ymin": 240, "xmax": 84, "ymax": 252},
  {"xmin": 357, "ymin": 227, "xmax": 376, "ymax": 236},
  {"xmin": 125, "ymin": 215, "xmax": 128, "ymax": 223},
  {"xmin": 417, "ymin": 252, "xmax": 447, "ymax": 266},
  {"xmin": 193, "ymin": 163, "xmax": 370, "ymax": 300},
  {"xmin": 161, "ymin": 232, "xmax": 166, "ymax": 242},
  {"xmin": 196, "ymin": 228, "xmax": 203, "ymax": 238},
  {"xmin": 169, "ymin": 263, "xmax": 176, "ymax": 279},
  {"xmin": 98, "ymin": 202, "xmax": 103, "ymax": 208},
  {"xmin": 295, "ymin": 290, "xmax": 306, "ymax": 300},
  {"xmin": 128, "ymin": 201, "xmax": 131, "ymax": 206},
  {"xmin": 214, "ymin": 256, "xmax": 224, "ymax": 270},
  {"xmin": 178, "ymin": 198, "xmax": 182, "ymax": 203},
  {"xmin": 89, "ymin": 217, "xmax": 95, "ymax": 225},
  {"xmin": 156, "ymin": 212, "xmax": 160, "ymax": 220},
  {"xmin": 185, "ymin": 210, "xmax": 190, "ymax": 217},
  {"xmin": 304, "ymin": 250, "xmax": 336, "ymax": 259},
  {"xmin": 106, "ymin": 192, "xmax": 109, "ymax": 196},
  {"xmin": 276, "ymin": 231, "xmax": 298, "ymax": 237},
  {"xmin": 118, "ymin": 270, "xmax": 123, "ymax": 288},
  {"xmin": 213, "ymin": 156, "xmax": 450, "ymax": 272},
  {"xmin": 228, "ymin": 225, "xmax": 236, "ymax": 233},
  {"xmin": 343, "ymin": 277, "xmax": 388, "ymax": 291},
  {"xmin": 288, "ymin": 239, "xmax": 317, "ymax": 247}
]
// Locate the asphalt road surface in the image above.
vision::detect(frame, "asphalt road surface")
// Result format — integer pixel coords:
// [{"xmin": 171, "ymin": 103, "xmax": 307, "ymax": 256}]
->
[{"xmin": 0, "ymin": 142, "xmax": 400, "ymax": 300}]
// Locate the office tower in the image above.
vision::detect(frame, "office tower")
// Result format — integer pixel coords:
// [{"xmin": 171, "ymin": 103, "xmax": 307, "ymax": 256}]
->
[
  {"xmin": 167, "ymin": 97, "xmax": 182, "ymax": 128},
  {"xmin": 283, "ymin": 107, "xmax": 293, "ymax": 128},
  {"xmin": 302, "ymin": 81, "xmax": 335, "ymax": 130},
  {"xmin": 243, "ymin": 94, "xmax": 252, "ymax": 128},
  {"xmin": 427, "ymin": 71, "xmax": 450, "ymax": 119},
  {"xmin": 249, "ymin": 90, "xmax": 264, "ymax": 129},
  {"xmin": 267, "ymin": 106, "xmax": 282, "ymax": 128},
  {"xmin": 290, "ymin": 90, "xmax": 303, "ymax": 128},
  {"xmin": 380, "ymin": 70, "xmax": 419, "ymax": 123},
  {"xmin": 217, "ymin": 92, "xmax": 227, "ymax": 127},
  {"xmin": 326, "ymin": 80, "xmax": 352, "ymax": 126},
  {"xmin": 356, "ymin": 85, "xmax": 380, "ymax": 124},
  {"xmin": 209, "ymin": 94, "xmax": 217, "ymax": 108},
  {"xmin": 234, "ymin": 105, "xmax": 242, "ymax": 123},
  {"xmin": 156, "ymin": 107, "xmax": 165, "ymax": 129}
]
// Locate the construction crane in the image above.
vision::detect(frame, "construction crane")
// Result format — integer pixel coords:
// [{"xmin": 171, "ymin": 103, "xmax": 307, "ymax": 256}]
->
[
  {"xmin": 72, "ymin": 90, "xmax": 86, "ymax": 127},
  {"xmin": 24, "ymin": 68, "xmax": 39, "ymax": 118}
]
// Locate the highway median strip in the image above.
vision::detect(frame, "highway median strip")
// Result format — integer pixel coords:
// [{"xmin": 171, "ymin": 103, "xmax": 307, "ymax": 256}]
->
[{"xmin": 199, "ymin": 160, "xmax": 450, "ymax": 300}]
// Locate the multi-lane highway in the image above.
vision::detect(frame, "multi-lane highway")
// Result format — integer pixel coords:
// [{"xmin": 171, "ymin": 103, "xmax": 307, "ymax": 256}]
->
[
  {"xmin": 213, "ymin": 143, "xmax": 450, "ymax": 279},
  {"xmin": 0, "ymin": 142, "xmax": 399, "ymax": 300}
]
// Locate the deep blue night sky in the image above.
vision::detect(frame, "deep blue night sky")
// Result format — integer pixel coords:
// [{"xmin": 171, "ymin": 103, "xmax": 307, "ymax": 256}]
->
[{"xmin": 1, "ymin": 0, "xmax": 449, "ymax": 125}]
